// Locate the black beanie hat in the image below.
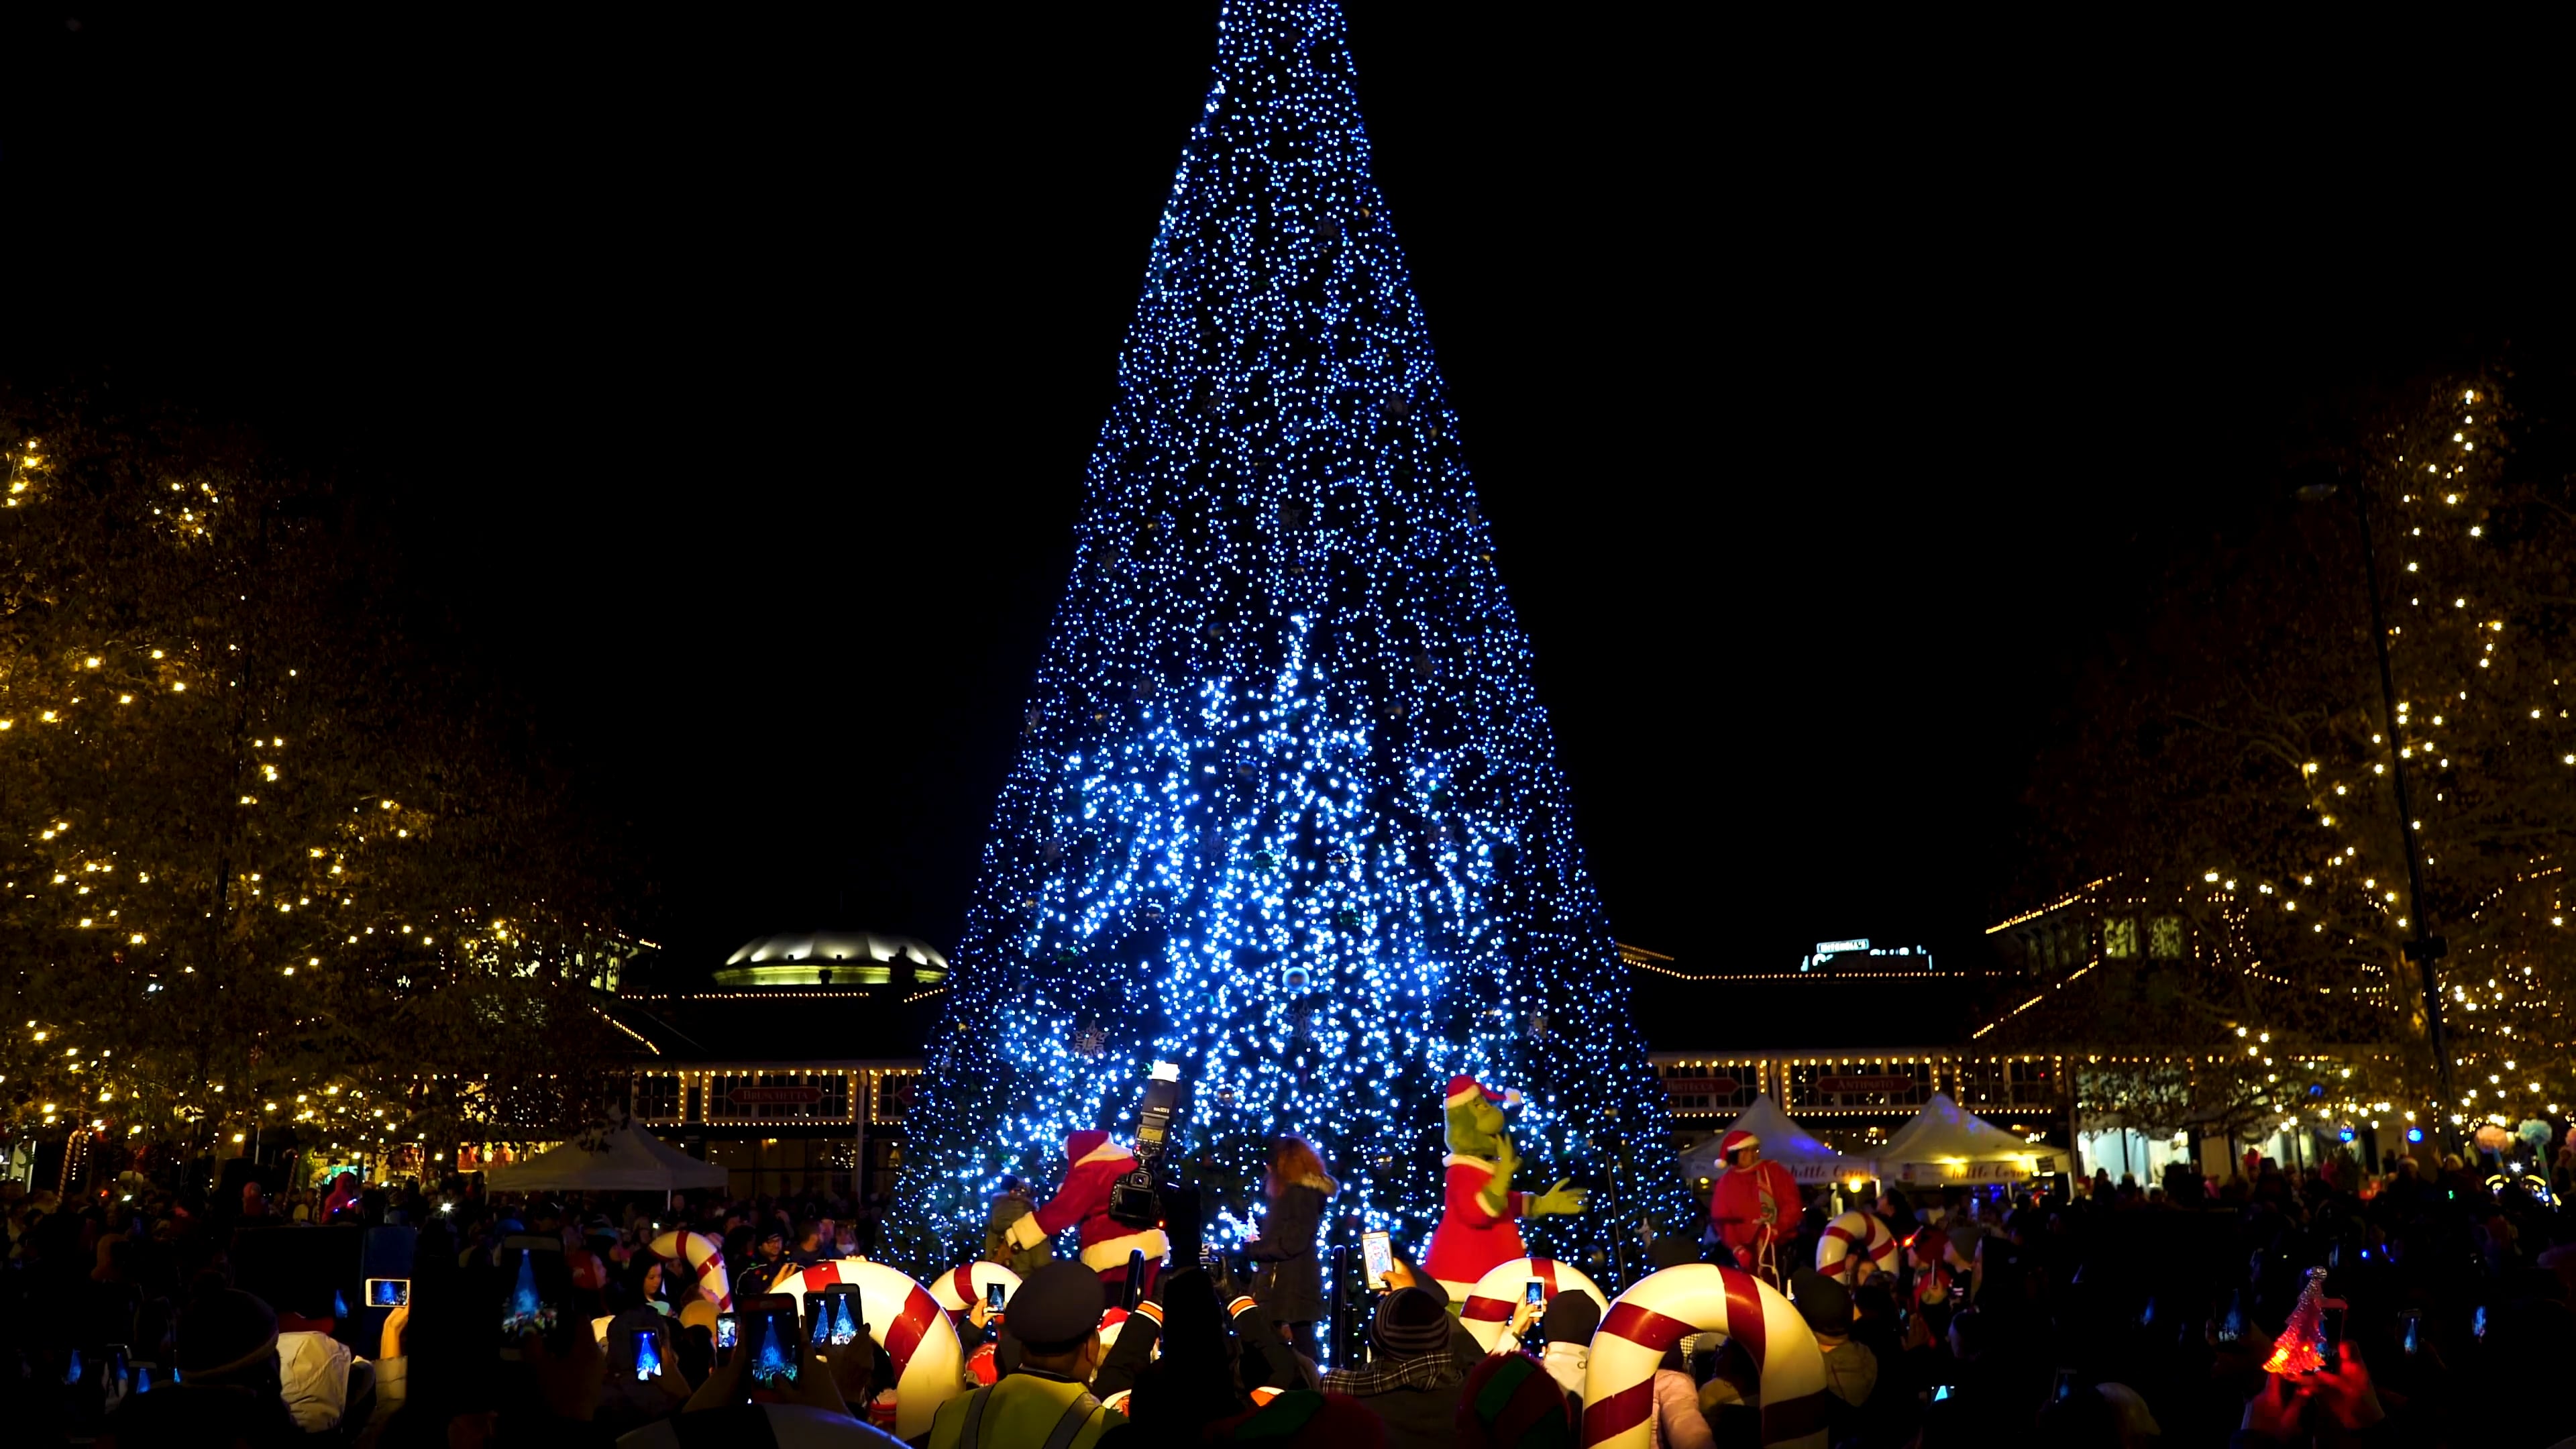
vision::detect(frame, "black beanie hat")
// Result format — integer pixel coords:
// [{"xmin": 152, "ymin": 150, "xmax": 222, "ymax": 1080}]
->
[
  {"xmin": 1544, "ymin": 1290, "xmax": 1601, "ymax": 1346},
  {"xmin": 1372, "ymin": 1286, "xmax": 1452, "ymax": 1358},
  {"xmin": 1790, "ymin": 1269, "xmax": 1853, "ymax": 1336},
  {"xmin": 176, "ymin": 1284, "xmax": 280, "ymax": 1377}
]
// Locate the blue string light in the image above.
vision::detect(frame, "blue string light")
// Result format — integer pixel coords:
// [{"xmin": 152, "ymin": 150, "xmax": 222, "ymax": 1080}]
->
[{"xmin": 890, "ymin": 0, "xmax": 1688, "ymax": 1290}]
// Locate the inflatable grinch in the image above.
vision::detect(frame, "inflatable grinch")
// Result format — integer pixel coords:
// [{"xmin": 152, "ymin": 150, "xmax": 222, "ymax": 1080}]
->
[{"xmin": 1424, "ymin": 1074, "xmax": 1588, "ymax": 1299}]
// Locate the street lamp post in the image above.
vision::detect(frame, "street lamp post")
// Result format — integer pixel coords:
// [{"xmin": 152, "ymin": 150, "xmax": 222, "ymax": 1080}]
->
[{"xmin": 2300, "ymin": 472, "xmax": 2454, "ymax": 1143}]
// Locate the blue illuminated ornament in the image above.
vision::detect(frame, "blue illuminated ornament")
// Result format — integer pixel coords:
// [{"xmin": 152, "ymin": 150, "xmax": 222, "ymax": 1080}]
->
[{"xmin": 890, "ymin": 0, "xmax": 1688, "ymax": 1289}]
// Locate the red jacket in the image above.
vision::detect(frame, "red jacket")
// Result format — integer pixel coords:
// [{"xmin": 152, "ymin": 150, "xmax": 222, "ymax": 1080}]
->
[
  {"xmin": 1425, "ymin": 1153, "xmax": 1527, "ymax": 1293},
  {"xmin": 1009, "ymin": 1130, "xmax": 1169, "ymax": 1275},
  {"xmin": 1707, "ymin": 1159, "xmax": 1799, "ymax": 1261}
]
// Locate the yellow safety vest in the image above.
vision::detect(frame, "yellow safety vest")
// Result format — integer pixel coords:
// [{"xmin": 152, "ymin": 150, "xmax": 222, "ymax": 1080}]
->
[{"xmin": 928, "ymin": 1372, "xmax": 1124, "ymax": 1449}]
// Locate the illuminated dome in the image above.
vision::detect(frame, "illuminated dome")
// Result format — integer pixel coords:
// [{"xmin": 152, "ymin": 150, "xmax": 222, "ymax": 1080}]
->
[{"xmin": 714, "ymin": 931, "xmax": 949, "ymax": 987}]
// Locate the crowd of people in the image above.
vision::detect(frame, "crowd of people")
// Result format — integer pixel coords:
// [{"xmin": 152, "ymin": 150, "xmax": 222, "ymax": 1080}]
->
[{"xmin": 3, "ymin": 1136, "xmax": 2575, "ymax": 1447}]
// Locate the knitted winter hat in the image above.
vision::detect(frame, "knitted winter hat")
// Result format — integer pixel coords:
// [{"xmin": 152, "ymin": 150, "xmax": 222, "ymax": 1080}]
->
[
  {"xmin": 175, "ymin": 1284, "xmax": 281, "ymax": 1378},
  {"xmin": 1371, "ymin": 1287, "xmax": 1452, "ymax": 1358},
  {"xmin": 1455, "ymin": 1353, "xmax": 1575, "ymax": 1449}
]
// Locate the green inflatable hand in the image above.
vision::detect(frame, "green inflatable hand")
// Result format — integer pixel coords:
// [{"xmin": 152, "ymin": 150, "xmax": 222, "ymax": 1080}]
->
[{"xmin": 1529, "ymin": 1179, "xmax": 1589, "ymax": 1218}]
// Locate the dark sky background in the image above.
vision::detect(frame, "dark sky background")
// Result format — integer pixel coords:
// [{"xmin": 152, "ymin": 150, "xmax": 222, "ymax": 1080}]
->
[{"xmin": 3, "ymin": 7, "xmax": 2558, "ymax": 977}]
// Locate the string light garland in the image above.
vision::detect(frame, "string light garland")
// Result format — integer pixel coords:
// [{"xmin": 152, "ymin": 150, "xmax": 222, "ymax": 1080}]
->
[
  {"xmin": 888, "ymin": 0, "xmax": 1688, "ymax": 1282},
  {"xmin": 1, "ymin": 412, "xmax": 635, "ymax": 1179},
  {"xmin": 2004, "ymin": 388, "xmax": 2572, "ymax": 1144}
]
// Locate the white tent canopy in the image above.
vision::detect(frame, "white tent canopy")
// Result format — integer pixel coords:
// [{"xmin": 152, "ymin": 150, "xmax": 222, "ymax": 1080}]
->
[
  {"xmin": 480, "ymin": 1119, "xmax": 728, "ymax": 1194},
  {"xmin": 1872, "ymin": 1093, "xmax": 2049, "ymax": 1184},
  {"xmin": 1680, "ymin": 1095, "xmax": 1862, "ymax": 1185}
]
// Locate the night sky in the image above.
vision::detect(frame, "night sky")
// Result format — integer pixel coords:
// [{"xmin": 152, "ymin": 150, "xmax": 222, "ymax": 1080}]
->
[{"xmin": 3, "ymin": 7, "xmax": 2553, "ymax": 976}]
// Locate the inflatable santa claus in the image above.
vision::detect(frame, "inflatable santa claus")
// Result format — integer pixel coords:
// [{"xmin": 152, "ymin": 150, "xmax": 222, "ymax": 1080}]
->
[
  {"xmin": 1004, "ymin": 1130, "xmax": 1169, "ymax": 1303},
  {"xmin": 1424, "ymin": 1075, "xmax": 1587, "ymax": 1300},
  {"xmin": 1706, "ymin": 1128, "xmax": 1801, "ymax": 1283}
]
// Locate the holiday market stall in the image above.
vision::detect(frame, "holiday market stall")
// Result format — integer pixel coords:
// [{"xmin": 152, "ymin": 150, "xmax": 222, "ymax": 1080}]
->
[
  {"xmin": 1870, "ymin": 1093, "xmax": 2057, "ymax": 1186},
  {"xmin": 479, "ymin": 1119, "xmax": 728, "ymax": 1197},
  {"xmin": 1678, "ymin": 1095, "xmax": 1863, "ymax": 1186}
]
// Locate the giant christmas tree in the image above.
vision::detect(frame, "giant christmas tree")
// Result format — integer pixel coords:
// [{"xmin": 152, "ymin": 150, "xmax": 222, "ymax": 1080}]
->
[{"xmin": 892, "ymin": 0, "xmax": 1688, "ymax": 1285}]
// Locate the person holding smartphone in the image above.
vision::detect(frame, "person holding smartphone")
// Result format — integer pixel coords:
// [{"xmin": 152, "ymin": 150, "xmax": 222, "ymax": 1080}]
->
[{"xmin": 1245, "ymin": 1135, "xmax": 1336, "ymax": 1364}]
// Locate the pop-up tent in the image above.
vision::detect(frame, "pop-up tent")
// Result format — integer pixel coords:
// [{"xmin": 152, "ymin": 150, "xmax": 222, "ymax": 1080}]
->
[
  {"xmin": 1679, "ymin": 1095, "xmax": 1862, "ymax": 1185},
  {"xmin": 1872, "ymin": 1093, "xmax": 2053, "ymax": 1184},
  {"xmin": 480, "ymin": 1119, "xmax": 727, "ymax": 1195}
]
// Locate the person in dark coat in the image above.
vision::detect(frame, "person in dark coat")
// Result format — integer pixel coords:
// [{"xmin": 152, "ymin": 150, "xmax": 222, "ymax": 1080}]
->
[{"xmin": 1247, "ymin": 1135, "xmax": 1337, "ymax": 1362}]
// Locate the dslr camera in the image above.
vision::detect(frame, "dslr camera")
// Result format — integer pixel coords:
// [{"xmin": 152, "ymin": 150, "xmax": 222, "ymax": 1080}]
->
[{"xmin": 1107, "ymin": 1061, "xmax": 1185, "ymax": 1227}]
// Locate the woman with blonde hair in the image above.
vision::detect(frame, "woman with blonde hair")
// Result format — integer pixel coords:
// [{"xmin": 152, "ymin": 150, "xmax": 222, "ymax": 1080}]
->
[{"xmin": 1246, "ymin": 1134, "xmax": 1338, "ymax": 1363}]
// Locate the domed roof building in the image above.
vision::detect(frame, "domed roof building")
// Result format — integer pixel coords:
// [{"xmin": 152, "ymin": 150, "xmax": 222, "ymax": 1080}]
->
[
  {"xmin": 609, "ymin": 929, "xmax": 947, "ymax": 1202},
  {"xmin": 716, "ymin": 931, "xmax": 948, "ymax": 987}
]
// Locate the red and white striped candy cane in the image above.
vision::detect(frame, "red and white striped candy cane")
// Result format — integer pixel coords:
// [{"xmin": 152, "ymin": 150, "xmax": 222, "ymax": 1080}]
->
[
  {"xmin": 1459, "ymin": 1257, "xmax": 1610, "ymax": 1350},
  {"xmin": 647, "ymin": 1230, "xmax": 731, "ymax": 1312},
  {"xmin": 1580, "ymin": 1264, "xmax": 1829, "ymax": 1449},
  {"xmin": 1815, "ymin": 1211, "xmax": 1897, "ymax": 1285},
  {"xmin": 771, "ymin": 1259, "xmax": 964, "ymax": 1440},
  {"xmin": 929, "ymin": 1260, "xmax": 1023, "ymax": 1318}
]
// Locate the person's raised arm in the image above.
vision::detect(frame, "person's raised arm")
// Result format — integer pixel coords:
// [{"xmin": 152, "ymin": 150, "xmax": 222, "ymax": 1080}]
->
[{"xmin": 1091, "ymin": 1295, "xmax": 1164, "ymax": 1402}]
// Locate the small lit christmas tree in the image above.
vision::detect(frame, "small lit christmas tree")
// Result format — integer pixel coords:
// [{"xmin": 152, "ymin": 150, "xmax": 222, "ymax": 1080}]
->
[{"xmin": 2262, "ymin": 1267, "xmax": 2330, "ymax": 1375}]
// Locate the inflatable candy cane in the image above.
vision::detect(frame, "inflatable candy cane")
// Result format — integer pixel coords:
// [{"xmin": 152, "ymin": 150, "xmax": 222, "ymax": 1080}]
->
[
  {"xmin": 770, "ymin": 1259, "xmax": 964, "ymax": 1440},
  {"xmin": 1458, "ymin": 1257, "xmax": 1610, "ymax": 1350},
  {"xmin": 1814, "ymin": 1210, "xmax": 1898, "ymax": 1285},
  {"xmin": 928, "ymin": 1261, "xmax": 1022, "ymax": 1319},
  {"xmin": 1580, "ymin": 1264, "xmax": 1829, "ymax": 1449},
  {"xmin": 647, "ymin": 1230, "xmax": 731, "ymax": 1312}
]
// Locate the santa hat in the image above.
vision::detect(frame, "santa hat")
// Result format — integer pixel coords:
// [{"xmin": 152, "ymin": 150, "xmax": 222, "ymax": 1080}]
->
[
  {"xmin": 1447, "ymin": 1075, "xmax": 1519, "ymax": 1109},
  {"xmin": 1721, "ymin": 1130, "xmax": 1760, "ymax": 1157},
  {"xmin": 1067, "ymin": 1130, "xmax": 1110, "ymax": 1160}
]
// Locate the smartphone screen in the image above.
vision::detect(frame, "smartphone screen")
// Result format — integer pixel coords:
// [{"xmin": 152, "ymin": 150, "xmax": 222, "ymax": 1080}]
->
[
  {"xmin": 1361, "ymin": 1230, "xmax": 1394, "ymax": 1290},
  {"xmin": 2216, "ymin": 1291, "xmax": 2246, "ymax": 1345},
  {"xmin": 633, "ymin": 1327, "xmax": 663, "ymax": 1381},
  {"xmin": 2399, "ymin": 1310, "xmax": 2421, "ymax": 1356},
  {"xmin": 822, "ymin": 1285, "xmax": 865, "ymax": 1347},
  {"xmin": 2052, "ymin": 1368, "xmax": 2076, "ymax": 1401},
  {"xmin": 2473, "ymin": 1305, "xmax": 2489, "ymax": 1341},
  {"xmin": 741, "ymin": 1295, "xmax": 800, "ymax": 1389},
  {"xmin": 1524, "ymin": 1279, "xmax": 1546, "ymax": 1306},
  {"xmin": 2320, "ymin": 1306, "xmax": 2345, "ymax": 1360},
  {"xmin": 1931, "ymin": 1383, "xmax": 1954, "ymax": 1403},
  {"xmin": 366, "ymin": 1277, "xmax": 411, "ymax": 1308},
  {"xmin": 986, "ymin": 1282, "xmax": 1007, "ymax": 1313},
  {"xmin": 497, "ymin": 1237, "xmax": 569, "ymax": 1358}
]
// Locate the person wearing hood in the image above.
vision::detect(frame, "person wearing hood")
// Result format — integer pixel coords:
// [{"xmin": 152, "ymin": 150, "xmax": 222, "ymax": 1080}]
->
[
  {"xmin": 1247, "ymin": 1135, "xmax": 1336, "ymax": 1362},
  {"xmin": 1006, "ymin": 1130, "xmax": 1168, "ymax": 1304},
  {"xmin": 320, "ymin": 1171, "xmax": 362, "ymax": 1224}
]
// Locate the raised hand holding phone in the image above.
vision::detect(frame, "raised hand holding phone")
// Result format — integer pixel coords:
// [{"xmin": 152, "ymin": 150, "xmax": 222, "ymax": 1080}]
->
[{"xmin": 1360, "ymin": 1230, "xmax": 1395, "ymax": 1291}]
